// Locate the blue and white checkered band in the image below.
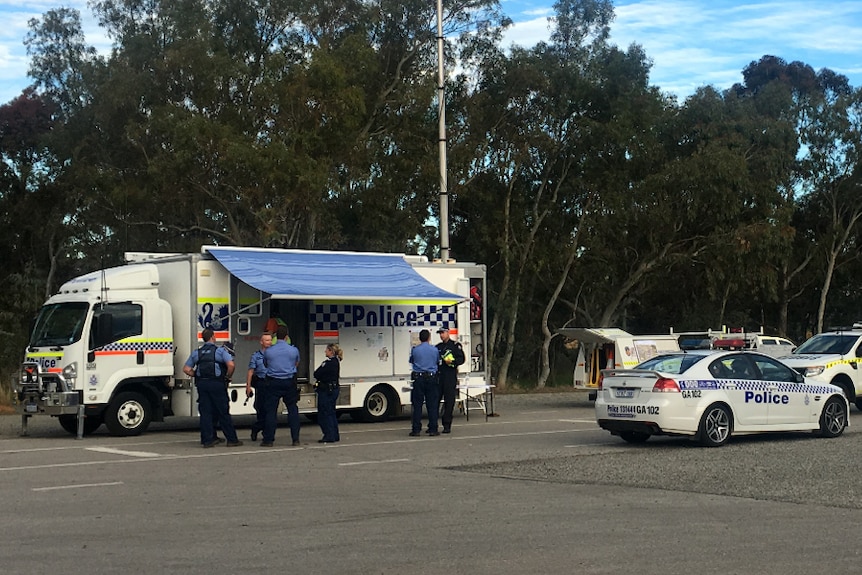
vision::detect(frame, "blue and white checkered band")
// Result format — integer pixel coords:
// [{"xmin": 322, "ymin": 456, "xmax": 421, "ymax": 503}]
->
[
  {"xmin": 311, "ymin": 304, "xmax": 456, "ymax": 331},
  {"xmin": 678, "ymin": 379, "xmax": 838, "ymax": 395},
  {"xmin": 101, "ymin": 340, "xmax": 174, "ymax": 352}
]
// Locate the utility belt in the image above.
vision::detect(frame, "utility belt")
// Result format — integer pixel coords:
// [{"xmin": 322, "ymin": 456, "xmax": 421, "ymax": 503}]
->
[
  {"xmin": 315, "ymin": 381, "xmax": 339, "ymax": 392},
  {"xmin": 264, "ymin": 375, "xmax": 297, "ymax": 387},
  {"xmin": 411, "ymin": 371, "xmax": 437, "ymax": 381}
]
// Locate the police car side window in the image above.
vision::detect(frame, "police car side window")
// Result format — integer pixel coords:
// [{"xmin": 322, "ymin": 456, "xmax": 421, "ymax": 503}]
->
[
  {"xmin": 709, "ymin": 359, "xmax": 733, "ymax": 379},
  {"xmin": 752, "ymin": 356, "xmax": 794, "ymax": 382}
]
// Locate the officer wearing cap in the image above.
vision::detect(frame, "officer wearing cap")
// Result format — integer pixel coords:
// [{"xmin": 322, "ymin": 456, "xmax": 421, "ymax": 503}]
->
[
  {"xmin": 436, "ymin": 324, "xmax": 465, "ymax": 434},
  {"xmin": 408, "ymin": 329, "xmax": 441, "ymax": 436}
]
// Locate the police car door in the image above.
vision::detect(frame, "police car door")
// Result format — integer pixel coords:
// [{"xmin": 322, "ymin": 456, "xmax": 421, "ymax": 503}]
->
[
  {"xmin": 710, "ymin": 354, "xmax": 768, "ymax": 426},
  {"xmin": 748, "ymin": 354, "xmax": 809, "ymax": 426}
]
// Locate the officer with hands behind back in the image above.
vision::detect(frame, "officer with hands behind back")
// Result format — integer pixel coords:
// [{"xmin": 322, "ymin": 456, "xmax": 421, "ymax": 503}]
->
[
  {"xmin": 261, "ymin": 324, "xmax": 301, "ymax": 447},
  {"xmin": 409, "ymin": 329, "xmax": 441, "ymax": 437},
  {"xmin": 183, "ymin": 328, "xmax": 243, "ymax": 448},
  {"xmin": 436, "ymin": 325, "xmax": 465, "ymax": 434},
  {"xmin": 246, "ymin": 331, "xmax": 273, "ymax": 442}
]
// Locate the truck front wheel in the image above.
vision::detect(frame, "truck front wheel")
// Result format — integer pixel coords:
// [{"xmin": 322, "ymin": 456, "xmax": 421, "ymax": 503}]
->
[{"xmin": 105, "ymin": 392, "xmax": 152, "ymax": 436}]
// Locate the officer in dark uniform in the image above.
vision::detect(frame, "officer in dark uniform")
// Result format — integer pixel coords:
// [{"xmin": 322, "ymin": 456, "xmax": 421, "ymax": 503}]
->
[
  {"xmin": 183, "ymin": 328, "xmax": 243, "ymax": 447},
  {"xmin": 408, "ymin": 329, "xmax": 441, "ymax": 436},
  {"xmin": 246, "ymin": 332, "xmax": 272, "ymax": 442},
  {"xmin": 261, "ymin": 324, "xmax": 301, "ymax": 447},
  {"xmin": 313, "ymin": 343, "xmax": 343, "ymax": 443},
  {"xmin": 436, "ymin": 324, "xmax": 465, "ymax": 434}
]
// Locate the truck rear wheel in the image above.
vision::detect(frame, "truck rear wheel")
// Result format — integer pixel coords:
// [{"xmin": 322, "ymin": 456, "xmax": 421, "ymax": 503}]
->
[
  {"xmin": 356, "ymin": 385, "xmax": 395, "ymax": 422},
  {"xmin": 104, "ymin": 392, "xmax": 152, "ymax": 436},
  {"xmin": 58, "ymin": 414, "xmax": 104, "ymax": 436}
]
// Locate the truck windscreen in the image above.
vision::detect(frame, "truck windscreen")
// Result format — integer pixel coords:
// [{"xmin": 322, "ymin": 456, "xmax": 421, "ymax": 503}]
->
[{"xmin": 29, "ymin": 302, "xmax": 89, "ymax": 347}]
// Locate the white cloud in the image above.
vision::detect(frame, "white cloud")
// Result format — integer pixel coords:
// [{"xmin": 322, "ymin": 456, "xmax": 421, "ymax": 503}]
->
[{"xmin": 503, "ymin": 0, "xmax": 862, "ymax": 98}]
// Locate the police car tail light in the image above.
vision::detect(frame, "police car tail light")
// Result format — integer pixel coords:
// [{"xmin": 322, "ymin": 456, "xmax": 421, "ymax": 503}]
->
[{"xmin": 652, "ymin": 378, "xmax": 680, "ymax": 392}]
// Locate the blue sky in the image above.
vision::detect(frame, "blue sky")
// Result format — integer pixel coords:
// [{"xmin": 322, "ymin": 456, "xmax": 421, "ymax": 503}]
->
[{"xmin": 1, "ymin": 1, "xmax": 861, "ymax": 106}]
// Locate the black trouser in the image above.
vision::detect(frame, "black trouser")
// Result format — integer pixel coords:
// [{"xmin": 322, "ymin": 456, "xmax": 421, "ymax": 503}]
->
[
  {"xmin": 250, "ymin": 381, "xmax": 265, "ymax": 436},
  {"xmin": 411, "ymin": 373, "xmax": 440, "ymax": 433},
  {"xmin": 262, "ymin": 376, "xmax": 299, "ymax": 444},
  {"xmin": 439, "ymin": 368, "xmax": 458, "ymax": 429}
]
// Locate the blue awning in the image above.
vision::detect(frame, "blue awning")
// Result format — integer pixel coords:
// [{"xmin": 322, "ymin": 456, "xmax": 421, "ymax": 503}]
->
[{"xmin": 205, "ymin": 247, "xmax": 461, "ymax": 302}]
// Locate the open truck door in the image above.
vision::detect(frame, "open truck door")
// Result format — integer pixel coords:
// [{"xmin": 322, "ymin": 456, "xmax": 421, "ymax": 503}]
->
[{"xmin": 558, "ymin": 327, "xmax": 680, "ymax": 400}]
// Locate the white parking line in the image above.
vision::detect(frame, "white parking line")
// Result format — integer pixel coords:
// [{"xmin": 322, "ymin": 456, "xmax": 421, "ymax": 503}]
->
[
  {"xmin": 0, "ymin": 427, "xmax": 594, "ymax": 472},
  {"xmin": 339, "ymin": 458, "xmax": 410, "ymax": 467},
  {"xmin": 86, "ymin": 447, "xmax": 162, "ymax": 458},
  {"xmin": 32, "ymin": 481, "xmax": 124, "ymax": 492}
]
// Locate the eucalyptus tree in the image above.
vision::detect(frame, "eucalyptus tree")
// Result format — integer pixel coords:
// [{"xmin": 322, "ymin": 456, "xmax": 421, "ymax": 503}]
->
[
  {"xmin": 796, "ymin": 83, "xmax": 862, "ymax": 332},
  {"xmin": 733, "ymin": 57, "xmax": 862, "ymax": 334},
  {"xmin": 452, "ymin": 0, "xmax": 670, "ymax": 387},
  {"xmin": 24, "ymin": 0, "xmax": 508, "ymax": 254}
]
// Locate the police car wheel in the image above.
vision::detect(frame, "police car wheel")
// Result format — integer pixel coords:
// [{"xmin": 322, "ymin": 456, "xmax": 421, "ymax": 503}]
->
[
  {"xmin": 104, "ymin": 392, "xmax": 152, "ymax": 436},
  {"xmin": 58, "ymin": 414, "xmax": 104, "ymax": 436},
  {"xmin": 697, "ymin": 404, "xmax": 732, "ymax": 447},
  {"xmin": 818, "ymin": 396, "xmax": 847, "ymax": 438},
  {"xmin": 619, "ymin": 431, "xmax": 650, "ymax": 444}
]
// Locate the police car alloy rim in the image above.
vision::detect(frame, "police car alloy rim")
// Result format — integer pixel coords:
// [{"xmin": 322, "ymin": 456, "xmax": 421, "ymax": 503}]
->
[
  {"xmin": 699, "ymin": 405, "xmax": 731, "ymax": 447},
  {"xmin": 819, "ymin": 397, "xmax": 847, "ymax": 437}
]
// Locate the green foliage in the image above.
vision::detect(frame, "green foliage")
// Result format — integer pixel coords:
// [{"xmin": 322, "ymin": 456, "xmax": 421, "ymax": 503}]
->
[{"xmin": 1, "ymin": 1, "xmax": 860, "ymax": 391}]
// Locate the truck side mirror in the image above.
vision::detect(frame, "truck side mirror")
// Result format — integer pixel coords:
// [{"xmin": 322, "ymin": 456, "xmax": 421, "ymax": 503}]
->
[{"xmin": 91, "ymin": 312, "xmax": 114, "ymax": 349}]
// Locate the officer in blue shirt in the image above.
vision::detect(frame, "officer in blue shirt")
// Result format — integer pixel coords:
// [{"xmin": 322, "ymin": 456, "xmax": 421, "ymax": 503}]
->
[
  {"xmin": 408, "ymin": 329, "xmax": 442, "ymax": 436},
  {"xmin": 183, "ymin": 328, "xmax": 242, "ymax": 447},
  {"xmin": 261, "ymin": 324, "xmax": 301, "ymax": 447},
  {"xmin": 245, "ymin": 331, "xmax": 272, "ymax": 442}
]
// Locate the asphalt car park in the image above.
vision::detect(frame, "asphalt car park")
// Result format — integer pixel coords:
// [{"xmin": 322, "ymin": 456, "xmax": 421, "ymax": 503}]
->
[{"xmin": 2, "ymin": 392, "xmax": 862, "ymax": 575}]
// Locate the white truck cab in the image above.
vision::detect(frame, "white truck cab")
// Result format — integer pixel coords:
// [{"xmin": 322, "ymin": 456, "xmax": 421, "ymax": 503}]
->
[{"xmin": 780, "ymin": 325, "xmax": 862, "ymax": 410}]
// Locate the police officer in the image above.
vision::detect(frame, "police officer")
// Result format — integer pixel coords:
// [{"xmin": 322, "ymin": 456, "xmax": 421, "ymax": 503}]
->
[
  {"xmin": 436, "ymin": 325, "xmax": 465, "ymax": 434},
  {"xmin": 261, "ymin": 324, "xmax": 301, "ymax": 447},
  {"xmin": 314, "ymin": 343, "xmax": 343, "ymax": 443},
  {"xmin": 183, "ymin": 328, "xmax": 243, "ymax": 448},
  {"xmin": 246, "ymin": 331, "xmax": 273, "ymax": 442},
  {"xmin": 408, "ymin": 329, "xmax": 441, "ymax": 437}
]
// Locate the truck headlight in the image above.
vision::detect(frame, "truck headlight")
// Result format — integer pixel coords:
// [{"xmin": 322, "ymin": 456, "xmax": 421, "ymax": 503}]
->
[
  {"xmin": 804, "ymin": 366, "xmax": 825, "ymax": 377},
  {"xmin": 21, "ymin": 365, "xmax": 39, "ymax": 384},
  {"xmin": 62, "ymin": 362, "xmax": 78, "ymax": 387}
]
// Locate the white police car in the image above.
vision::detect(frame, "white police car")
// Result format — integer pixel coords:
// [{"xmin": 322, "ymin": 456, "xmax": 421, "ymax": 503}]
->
[{"xmin": 595, "ymin": 350, "xmax": 848, "ymax": 446}]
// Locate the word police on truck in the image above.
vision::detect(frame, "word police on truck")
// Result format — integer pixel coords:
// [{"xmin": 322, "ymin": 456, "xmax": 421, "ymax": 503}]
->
[{"xmin": 14, "ymin": 246, "xmax": 488, "ymax": 437}]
